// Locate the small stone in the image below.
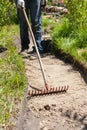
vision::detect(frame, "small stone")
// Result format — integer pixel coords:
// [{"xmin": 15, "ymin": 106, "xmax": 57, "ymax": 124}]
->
[
  {"xmin": 51, "ymin": 104, "xmax": 56, "ymax": 107},
  {"xmin": 59, "ymin": 108, "xmax": 63, "ymax": 112},
  {"xmin": 39, "ymin": 108, "xmax": 43, "ymax": 111},
  {"xmin": 44, "ymin": 105, "xmax": 50, "ymax": 111}
]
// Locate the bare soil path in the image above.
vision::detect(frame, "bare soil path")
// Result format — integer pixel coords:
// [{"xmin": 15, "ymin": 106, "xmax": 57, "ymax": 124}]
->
[{"xmin": 13, "ymin": 36, "xmax": 87, "ymax": 130}]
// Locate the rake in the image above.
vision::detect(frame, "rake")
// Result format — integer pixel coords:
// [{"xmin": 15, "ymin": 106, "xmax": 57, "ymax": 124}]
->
[{"xmin": 22, "ymin": 8, "xmax": 69, "ymax": 96}]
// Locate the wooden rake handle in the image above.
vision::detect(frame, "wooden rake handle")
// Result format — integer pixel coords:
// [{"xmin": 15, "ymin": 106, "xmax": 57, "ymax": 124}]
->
[{"xmin": 22, "ymin": 8, "xmax": 49, "ymax": 90}]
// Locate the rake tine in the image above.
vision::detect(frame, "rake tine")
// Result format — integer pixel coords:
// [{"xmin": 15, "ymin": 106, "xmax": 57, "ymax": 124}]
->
[
  {"xmin": 56, "ymin": 87, "xmax": 57, "ymax": 91},
  {"xmin": 28, "ymin": 90, "xmax": 30, "ymax": 95},
  {"xmin": 35, "ymin": 90, "xmax": 37, "ymax": 94},
  {"xmin": 51, "ymin": 88, "xmax": 53, "ymax": 92},
  {"xmin": 64, "ymin": 86, "xmax": 67, "ymax": 92},
  {"xmin": 38, "ymin": 90, "xmax": 40, "ymax": 95},
  {"xmin": 65, "ymin": 86, "xmax": 67, "ymax": 91},
  {"xmin": 63, "ymin": 86, "xmax": 65, "ymax": 91},
  {"xmin": 63, "ymin": 86, "xmax": 65, "ymax": 92},
  {"xmin": 44, "ymin": 89, "xmax": 46, "ymax": 94},
  {"xmin": 67, "ymin": 85, "xmax": 69, "ymax": 90},
  {"xmin": 31, "ymin": 91, "xmax": 33, "ymax": 95},
  {"xmin": 62, "ymin": 86, "xmax": 64, "ymax": 91},
  {"xmin": 40, "ymin": 90, "xmax": 42, "ymax": 95},
  {"xmin": 58, "ymin": 87, "xmax": 60, "ymax": 92},
  {"xmin": 60, "ymin": 87, "xmax": 62, "ymax": 92},
  {"xmin": 50, "ymin": 88, "xmax": 52, "ymax": 92}
]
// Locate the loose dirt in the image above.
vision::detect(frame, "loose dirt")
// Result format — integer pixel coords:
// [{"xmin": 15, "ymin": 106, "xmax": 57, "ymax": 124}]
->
[{"xmin": 12, "ymin": 36, "xmax": 87, "ymax": 130}]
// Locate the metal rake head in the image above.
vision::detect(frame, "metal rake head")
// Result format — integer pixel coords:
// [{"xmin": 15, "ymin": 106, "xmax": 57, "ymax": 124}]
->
[{"xmin": 28, "ymin": 85, "xmax": 69, "ymax": 96}]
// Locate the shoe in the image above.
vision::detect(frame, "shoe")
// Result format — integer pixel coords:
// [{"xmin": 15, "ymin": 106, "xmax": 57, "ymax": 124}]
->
[
  {"xmin": 19, "ymin": 49, "xmax": 29, "ymax": 57},
  {"xmin": 29, "ymin": 52, "xmax": 37, "ymax": 60},
  {"xmin": 28, "ymin": 46, "xmax": 37, "ymax": 60},
  {"xmin": 39, "ymin": 50, "xmax": 44, "ymax": 54},
  {"xmin": 28, "ymin": 46, "xmax": 36, "ymax": 54}
]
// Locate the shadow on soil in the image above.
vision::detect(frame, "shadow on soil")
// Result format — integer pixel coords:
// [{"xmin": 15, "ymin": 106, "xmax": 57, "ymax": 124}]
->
[{"xmin": 61, "ymin": 109, "xmax": 87, "ymax": 130}]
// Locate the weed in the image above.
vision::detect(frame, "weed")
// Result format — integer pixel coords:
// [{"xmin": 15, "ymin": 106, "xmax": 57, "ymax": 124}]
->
[{"xmin": 51, "ymin": 17, "xmax": 87, "ymax": 65}]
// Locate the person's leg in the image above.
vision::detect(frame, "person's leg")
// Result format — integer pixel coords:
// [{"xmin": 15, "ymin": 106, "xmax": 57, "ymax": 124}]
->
[
  {"xmin": 29, "ymin": 0, "xmax": 43, "ymax": 53},
  {"xmin": 16, "ymin": 0, "xmax": 30, "ymax": 51}
]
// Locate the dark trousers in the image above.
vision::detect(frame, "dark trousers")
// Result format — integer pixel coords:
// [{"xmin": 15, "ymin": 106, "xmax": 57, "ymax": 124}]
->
[{"xmin": 16, "ymin": 0, "xmax": 43, "ymax": 52}]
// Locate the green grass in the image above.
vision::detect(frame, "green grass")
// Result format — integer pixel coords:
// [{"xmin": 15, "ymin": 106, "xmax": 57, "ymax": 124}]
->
[
  {"xmin": 42, "ymin": 15, "xmax": 58, "ymax": 33},
  {"xmin": 51, "ymin": 18, "xmax": 87, "ymax": 65},
  {"xmin": 81, "ymin": 51, "xmax": 87, "ymax": 61},
  {"xmin": 0, "ymin": 25, "xmax": 26, "ymax": 126},
  {"xmin": 42, "ymin": 16, "xmax": 87, "ymax": 63}
]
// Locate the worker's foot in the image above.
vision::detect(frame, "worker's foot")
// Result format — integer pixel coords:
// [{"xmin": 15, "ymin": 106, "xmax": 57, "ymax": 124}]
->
[
  {"xmin": 28, "ymin": 46, "xmax": 36, "ymax": 54},
  {"xmin": 19, "ymin": 49, "xmax": 29, "ymax": 57},
  {"xmin": 29, "ymin": 52, "xmax": 37, "ymax": 60},
  {"xmin": 28, "ymin": 46, "xmax": 45, "ymax": 60},
  {"xmin": 29, "ymin": 51, "xmax": 45, "ymax": 60}
]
